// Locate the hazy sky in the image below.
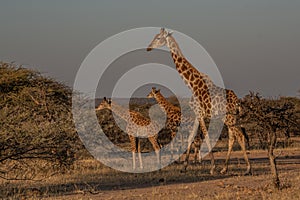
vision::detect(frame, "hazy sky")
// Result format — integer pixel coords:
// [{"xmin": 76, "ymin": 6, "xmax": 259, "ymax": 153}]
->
[{"xmin": 1, "ymin": 0, "xmax": 299, "ymax": 97}]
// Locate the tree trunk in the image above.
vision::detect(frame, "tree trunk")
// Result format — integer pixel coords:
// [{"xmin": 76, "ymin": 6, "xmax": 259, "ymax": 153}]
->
[{"xmin": 268, "ymin": 130, "xmax": 280, "ymax": 189}]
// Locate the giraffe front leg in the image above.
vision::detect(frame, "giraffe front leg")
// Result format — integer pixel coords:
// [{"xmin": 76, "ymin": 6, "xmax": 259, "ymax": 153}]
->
[
  {"xmin": 194, "ymin": 137, "xmax": 202, "ymax": 164},
  {"xmin": 193, "ymin": 144, "xmax": 198, "ymax": 163},
  {"xmin": 221, "ymin": 129, "xmax": 235, "ymax": 174},
  {"xmin": 149, "ymin": 135, "xmax": 161, "ymax": 170},
  {"xmin": 182, "ymin": 142, "xmax": 193, "ymax": 173},
  {"xmin": 199, "ymin": 118, "xmax": 215, "ymax": 175},
  {"xmin": 170, "ymin": 131, "xmax": 176, "ymax": 161},
  {"xmin": 137, "ymin": 138, "xmax": 143, "ymax": 169},
  {"xmin": 155, "ymin": 150, "xmax": 161, "ymax": 169},
  {"xmin": 132, "ymin": 152, "xmax": 136, "ymax": 170},
  {"xmin": 129, "ymin": 135, "xmax": 138, "ymax": 170},
  {"xmin": 181, "ymin": 119, "xmax": 199, "ymax": 173},
  {"xmin": 198, "ymin": 149, "xmax": 202, "ymax": 163}
]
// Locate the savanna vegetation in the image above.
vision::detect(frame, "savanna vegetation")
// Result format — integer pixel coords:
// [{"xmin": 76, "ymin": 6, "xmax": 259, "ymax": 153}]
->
[
  {"xmin": 0, "ymin": 62, "xmax": 84, "ymax": 180},
  {"xmin": 0, "ymin": 62, "xmax": 299, "ymax": 199}
]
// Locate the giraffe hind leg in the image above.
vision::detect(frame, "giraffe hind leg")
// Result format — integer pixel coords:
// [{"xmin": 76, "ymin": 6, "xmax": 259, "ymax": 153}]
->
[
  {"xmin": 199, "ymin": 118, "xmax": 215, "ymax": 175},
  {"xmin": 220, "ymin": 125, "xmax": 237, "ymax": 174},
  {"xmin": 237, "ymin": 130, "xmax": 252, "ymax": 175},
  {"xmin": 221, "ymin": 133, "xmax": 234, "ymax": 174},
  {"xmin": 149, "ymin": 136, "xmax": 161, "ymax": 169}
]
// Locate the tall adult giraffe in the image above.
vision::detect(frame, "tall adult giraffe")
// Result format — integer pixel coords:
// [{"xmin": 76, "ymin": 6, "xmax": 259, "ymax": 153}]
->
[
  {"xmin": 147, "ymin": 28, "xmax": 251, "ymax": 175},
  {"xmin": 96, "ymin": 97, "xmax": 161, "ymax": 170}
]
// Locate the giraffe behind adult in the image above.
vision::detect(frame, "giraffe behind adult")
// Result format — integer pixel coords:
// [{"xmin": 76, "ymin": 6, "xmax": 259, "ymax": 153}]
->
[{"xmin": 147, "ymin": 87, "xmax": 203, "ymax": 163}]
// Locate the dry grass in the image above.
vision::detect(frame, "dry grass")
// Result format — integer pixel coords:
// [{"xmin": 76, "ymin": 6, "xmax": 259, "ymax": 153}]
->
[{"xmin": 1, "ymin": 147, "xmax": 300, "ymax": 199}]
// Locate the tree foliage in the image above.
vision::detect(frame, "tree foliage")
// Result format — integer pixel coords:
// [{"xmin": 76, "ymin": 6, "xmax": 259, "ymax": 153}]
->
[
  {"xmin": 239, "ymin": 92, "xmax": 299, "ymax": 188},
  {"xmin": 0, "ymin": 62, "xmax": 82, "ymax": 180}
]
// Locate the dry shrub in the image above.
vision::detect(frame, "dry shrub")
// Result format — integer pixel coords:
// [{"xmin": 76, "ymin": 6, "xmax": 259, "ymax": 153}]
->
[{"xmin": 0, "ymin": 62, "xmax": 84, "ymax": 180}]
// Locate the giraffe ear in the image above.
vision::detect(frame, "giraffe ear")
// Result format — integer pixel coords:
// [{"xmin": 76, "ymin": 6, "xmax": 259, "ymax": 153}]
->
[
  {"xmin": 167, "ymin": 31, "xmax": 173, "ymax": 36},
  {"xmin": 108, "ymin": 99, "xmax": 112, "ymax": 104}
]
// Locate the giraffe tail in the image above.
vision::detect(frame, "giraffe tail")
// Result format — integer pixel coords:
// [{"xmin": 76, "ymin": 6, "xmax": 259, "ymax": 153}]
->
[{"xmin": 241, "ymin": 126, "xmax": 250, "ymax": 149}]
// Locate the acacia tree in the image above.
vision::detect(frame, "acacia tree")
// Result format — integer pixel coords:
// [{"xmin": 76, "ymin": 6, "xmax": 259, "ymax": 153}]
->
[
  {"xmin": 240, "ymin": 92, "xmax": 298, "ymax": 189},
  {"xmin": 0, "ymin": 62, "xmax": 83, "ymax": 180}
]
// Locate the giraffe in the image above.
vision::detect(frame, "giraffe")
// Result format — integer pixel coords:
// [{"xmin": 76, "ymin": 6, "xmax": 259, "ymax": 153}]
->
[
  {"xmin": 96, "ymin": 97, "xmax": 161, "ymax": 170},
  {"xmin": 147, "ymin": 28, "xmax": 251, "ymax": 175},
  {"xmin": 147, "ymin": 87, "xmax": 203, "ymax": 163}
]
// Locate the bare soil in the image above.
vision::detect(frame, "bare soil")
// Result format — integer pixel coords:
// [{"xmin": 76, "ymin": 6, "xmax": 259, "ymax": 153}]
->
[{"xmin": 2, "ymin": 147, "xmax": 300, "ymax": 200}]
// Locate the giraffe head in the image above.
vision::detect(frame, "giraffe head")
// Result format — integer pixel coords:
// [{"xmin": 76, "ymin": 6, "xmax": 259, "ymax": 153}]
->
[
  {"xmin": 96, "ymin": 97, "xmax": 112, "ymax": 111},
  {"xmin": 147, "ymin": 28, "xmax": 172, "ymax": 51},
  {"xmin": 147, "ymin": 87, "xmax": 160, "ymax": 98}
]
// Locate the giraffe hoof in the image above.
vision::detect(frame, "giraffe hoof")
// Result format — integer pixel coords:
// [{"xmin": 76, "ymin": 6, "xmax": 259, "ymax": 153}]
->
[
  {"xmin": 220, "ymin": 168, "xmax": 227, "ymax": 174},
  {"xmin": 210, "ymin": 169, "xmax": 215, "ymax": 175}
]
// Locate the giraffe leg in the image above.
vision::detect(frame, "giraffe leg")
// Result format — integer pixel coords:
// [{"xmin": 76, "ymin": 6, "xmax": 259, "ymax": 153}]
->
[
  {"xmin": 194, "ymin": 136, "xmax": 202, "ymax": 163},
  {"xmin": 174, "ymin": 128, "xmax": 183, "ymax": 163},
  {"xmin": 193, "ymin": 144, "xmax": 198, "ymax": 163},
  {"xmin": 137, "ymin": 138, "xmax": 143, "ymax": 169},
  {"xmin": 129, "ymin": 135, "xmax": 137, "ymax": 170},
  {"xmin": 180, "ymin": 131, "xmax": 184, "ymax": 157},
  {"xmin": 149, "ymin": 136, "xmax": 161, "ymax": 169},
  {"xmin": 155, "ymin": 149, "xmax": 161, "ymax": 169},
  {"xmin": 221, "ymin": 128, "xmax": 235, "ymax": 174},
  {"xmin": 196, "ymin": 139, "xmax": 202, "ymax": 163},
  {"xmin": 170, "ymin": 131, "xmax": 176, "ymax": 161},
  {"xmin": 181, "ymin": 119, "xmax": 199, "ymax": 173},
  {"xmin": 199, "ymin": 118, "xmax": 215, "ymax": 175},
  {"xmin": 236, "ymin": 129, "xmax": 251, "ymax": 175},
  {"xmin": 182, "ymin": 142, "xmax": 193, "ymax": 172},
  {"xmin": 199, "ymin": 138, "xmax": 203, "ymax": 163},
  {"xmin": 198, "ymin": 149, "xmax": 202, "ymax": 163},
  {"xmin": 132, "ymin": 152, "xmax": 136, "ymax": 170}
]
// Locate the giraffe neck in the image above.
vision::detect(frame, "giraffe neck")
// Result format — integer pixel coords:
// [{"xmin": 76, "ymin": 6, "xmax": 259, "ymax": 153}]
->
[
  {"xmin": 166, "ymin": 35, "xmax": 184, "ymax": 58},
  {"xmin": 154, "ymin": 92, "xmax": 180, "ymax": 114},
  {"xmin": 110, "ymin": 102, "xmax": 131, "ymax": 122},
  {"xmin": 166, "ymin": 35, "xmax": 215, "ymax": 94}
]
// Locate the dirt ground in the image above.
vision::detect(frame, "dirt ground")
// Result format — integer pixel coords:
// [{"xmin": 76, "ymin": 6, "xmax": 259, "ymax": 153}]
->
[
  {"xmin": 55, "ymin": 150, "xmax": 300, "ymax": 200},
  {"xmin": 2, "ymin": 147, "xmax": 300, "ymax": 200}
]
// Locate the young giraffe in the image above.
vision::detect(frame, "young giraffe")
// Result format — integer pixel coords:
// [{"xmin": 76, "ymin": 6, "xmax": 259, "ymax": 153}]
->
[
  {"xmin": 147, "ymin": 28, "xmax": 251, "ymax": 175},
  {"xmin": 147, "ymin": 87, "xmax": 203, "ymax": 163},
  {"xmin": 96, "ymin": 97, "xmax": 161, "ymax": 170}
]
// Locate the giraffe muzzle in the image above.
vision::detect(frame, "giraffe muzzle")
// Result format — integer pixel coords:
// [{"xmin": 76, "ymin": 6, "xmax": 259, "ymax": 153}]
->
[{"xmin": 146, "ymin": 47, "xmax": 152, "ymax": 51}]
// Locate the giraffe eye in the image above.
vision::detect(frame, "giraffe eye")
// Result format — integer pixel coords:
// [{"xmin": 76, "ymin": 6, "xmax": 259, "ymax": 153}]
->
[{"xmin": 156, "ymin": 37, "xmax": 161, "ymax": 40}]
